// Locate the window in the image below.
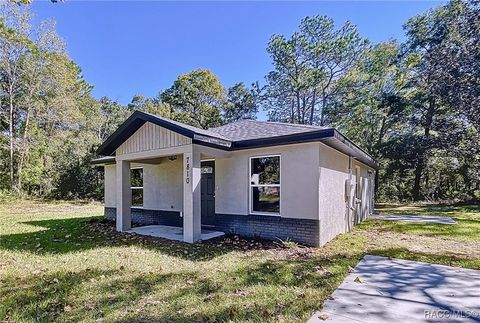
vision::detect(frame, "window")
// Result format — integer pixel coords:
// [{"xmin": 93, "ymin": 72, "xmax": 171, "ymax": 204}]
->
[
  {"xmin": 201, "ymin": 166, "xmax": 213, "ymax": 174},
  {"xmin": 250, "ymin": 155, "xmax": 280, "ymax": 215},
  {"xmin": 131, "ymin": 168, "xmax": 143, "ymax": 207}
]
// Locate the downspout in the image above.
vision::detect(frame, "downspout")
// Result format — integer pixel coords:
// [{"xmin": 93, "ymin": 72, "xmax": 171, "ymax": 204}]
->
[{"xmin": 347, "ymin": 156, "xmax": 353, "ymax": 228}]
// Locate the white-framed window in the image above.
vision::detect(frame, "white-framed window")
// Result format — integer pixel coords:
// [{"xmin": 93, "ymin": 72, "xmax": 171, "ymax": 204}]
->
[
  {"xmin": 249, "ymin": 155, "xmax": 280, "ymax": 215},
  {"xmin": 131, "ymin": 167, "xmax": 143, "ymax": 207}
]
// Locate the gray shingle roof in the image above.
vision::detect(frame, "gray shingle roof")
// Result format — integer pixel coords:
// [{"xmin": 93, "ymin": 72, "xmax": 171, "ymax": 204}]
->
[
  {"xmin": 208, "ymin": 119, "xmax": 328, "ymax": 141},
  {"xmin": 141, "ymin": 112, "xmax": 231, "ymax": 141},
  {"xmin": 95, "ymin": 111, "xmax": 380, "ymax": 169}
]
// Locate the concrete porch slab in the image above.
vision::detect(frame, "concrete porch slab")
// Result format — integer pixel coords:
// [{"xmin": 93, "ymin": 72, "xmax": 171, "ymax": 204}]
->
[
  {"xmin": 127, "ymin": 225, "xmax": 224, "ymax": 242},
  {"xmin": 308, "ymin": 255, "xmax": 480, "ymax": 323},
  {"xmin": 369, "ymin": 213, "xmax": 456, "ymax": 224}
]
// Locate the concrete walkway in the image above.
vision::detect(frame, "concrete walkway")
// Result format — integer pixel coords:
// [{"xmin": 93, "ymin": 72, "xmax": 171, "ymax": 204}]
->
[
  {"xmin": 127, "ymin": 225, "xmax": 224, "ymax": 242},
  {"xmin": 309, "ymin": 256, "xmax": 480, "ymax": 323},
  {"xmin": 369, "ymin": 213, "xmax": 457, "ymax": 224}
]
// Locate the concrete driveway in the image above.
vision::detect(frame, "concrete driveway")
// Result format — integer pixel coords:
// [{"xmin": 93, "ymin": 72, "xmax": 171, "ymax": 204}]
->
[
  {"xmin": 369, "ymin": 213, "xmax": 457, "ymax": 224},
  {"xmin": 309, "ymin": 255, "xmax": 480, "ymax": 323}
]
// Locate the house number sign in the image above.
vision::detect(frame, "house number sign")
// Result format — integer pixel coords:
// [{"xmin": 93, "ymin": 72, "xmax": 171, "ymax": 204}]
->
[{"xmin": 185, "ymin": 154, "xmax": 190, "ymax": 184}]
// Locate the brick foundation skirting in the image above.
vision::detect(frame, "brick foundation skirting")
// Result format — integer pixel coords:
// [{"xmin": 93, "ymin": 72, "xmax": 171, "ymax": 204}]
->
[
  {"xmin": 214, "ymin": 213, "xmax": 320, "ymax": 247},
  {"xmin": 104, "ymin": 208, "xmax": 319, "ymax": 246},
  {"xmin": 104, "ymin": 207, "xmax": 182, "ymax": 227}
]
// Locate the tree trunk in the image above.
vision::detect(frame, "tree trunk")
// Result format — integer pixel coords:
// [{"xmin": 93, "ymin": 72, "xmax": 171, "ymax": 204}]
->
[
  {"xmin": 376, "ymin": 115, "xmax": 387, "ymax": 148},
  {"xmin": 300, "ymin": 95, "xmax": 306, "ymax": 124},
  {"xmin": 412, "ymin": 97, "xmax": 436, "ymax": 201},
  {"xmin": 16, "ymin": 108, "xmax": 31, "ymax": 190},
  {"xmin": 295, "ymin": 92, "xmax": 301, "ymax": 124},
  {"xmin": 290, "ymin": 99, "xmax": 295, "ymax": 122},
  {"xmin": 8, "ymin": 86, "xmax": 15, "ymax": 191},
  {"xmin": 309, "ymin": 90, "xmax": 316, "ymax": 125},
  {"xmin": 320, "ymin": 94, "xmax": 327, "ymax": 126},
  {"xmin": 412, "ymin": 160, "xmax": 423, "ymax": 201}
]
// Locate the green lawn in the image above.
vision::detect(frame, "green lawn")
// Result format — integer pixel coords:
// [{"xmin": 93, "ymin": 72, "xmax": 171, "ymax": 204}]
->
[
  {"xmin": 372, "ymin": 204, "xmax": 480, "ymax": 242},
  {"xmin": 1, "ymin": 200, "xmax": 479, "ymax": 322}
]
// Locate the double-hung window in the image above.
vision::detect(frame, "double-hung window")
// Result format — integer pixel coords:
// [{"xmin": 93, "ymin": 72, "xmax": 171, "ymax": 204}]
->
[
  {"xmin": 131, "ymin": 168, "xmax": 143, "ymax": 207},
  {"xmin": 249, "ymin": 155, "xmax": 280, "ymax": 215}
]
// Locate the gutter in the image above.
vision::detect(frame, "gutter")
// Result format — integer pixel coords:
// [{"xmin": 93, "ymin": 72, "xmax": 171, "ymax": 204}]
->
[{"xmin": 91, "ymin": 156, "xmax": 116, "ymax": 165}]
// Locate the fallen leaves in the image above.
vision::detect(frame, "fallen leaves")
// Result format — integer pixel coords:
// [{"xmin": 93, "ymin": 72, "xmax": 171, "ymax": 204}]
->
[
  {"xmin": 313, "ymin": 265, "xmax": 333, "ymax": 277},
  {"xmin": 319, "ymin": 313, "xmax": 329, "ymax": 320},
  {"xmin": 233, "ymin": 289, "xmax": 250, "ymax": 297},
  {"xmin": 229, "ymin": 308, "xmax": 237, "ymax": 319}
]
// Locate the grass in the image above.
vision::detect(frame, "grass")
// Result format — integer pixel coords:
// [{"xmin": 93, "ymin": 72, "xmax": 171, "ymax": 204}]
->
[
  {"xmin": 372, "ymin": 204, "xmax": 480, "ymax": 242},
  {"xmin": 0, "ymin": 200, "xmax": 479, "ymax": 322}
]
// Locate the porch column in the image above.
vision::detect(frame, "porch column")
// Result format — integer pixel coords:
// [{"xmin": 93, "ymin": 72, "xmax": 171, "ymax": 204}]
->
[
  {"xmin": 116, "ymin": 160, "xmax": 131, "ymax": 231},
  {"xmin": 183, "ymin": 147, "xmax": 201, "ymax": 243}
]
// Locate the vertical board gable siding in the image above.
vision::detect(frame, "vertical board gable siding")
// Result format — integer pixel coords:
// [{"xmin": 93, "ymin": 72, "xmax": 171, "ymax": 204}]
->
[{"xmin": 116, "ymin": 122, "xmax": 192, "ymax": 155}]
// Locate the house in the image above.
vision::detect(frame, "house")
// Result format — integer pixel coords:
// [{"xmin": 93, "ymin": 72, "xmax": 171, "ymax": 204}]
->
[{"xmin": 93, "ymin": 110, "xmax": 379, "ymax": 246}]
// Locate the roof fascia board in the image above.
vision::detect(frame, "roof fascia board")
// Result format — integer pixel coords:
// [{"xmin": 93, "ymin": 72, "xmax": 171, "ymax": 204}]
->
[
  {"xmin": 331, "ymin": 130, "xmax": 380, "ymax": 169},
  {"xmin": 91, "ymin": 156, "xmax": 116, "ymax": 166},
  {"xmin": 96, "ymin": 112, "xmax": 146, "ymax": 156},
  {"xmin": 231, "ymin": 128, "xmax": 336, "ymax": 150},
  {"xmin": 96, "ymin": 111, "xmax": 228, "ymax": 156},
  {"xmin": 193, "ymin": 134, "xmax": 231, "ymax": 148}
]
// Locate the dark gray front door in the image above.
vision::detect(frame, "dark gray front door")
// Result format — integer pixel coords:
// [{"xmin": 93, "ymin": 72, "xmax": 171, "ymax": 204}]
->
[{"xmin": 201, "ymin": 161, "xmax": 215, "ymax": 226}]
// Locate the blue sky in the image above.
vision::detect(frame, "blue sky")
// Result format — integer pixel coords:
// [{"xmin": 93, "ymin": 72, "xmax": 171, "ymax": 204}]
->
[{"xmin": 32, "ymin": 1, "xmax": 443, "ymax": 107}]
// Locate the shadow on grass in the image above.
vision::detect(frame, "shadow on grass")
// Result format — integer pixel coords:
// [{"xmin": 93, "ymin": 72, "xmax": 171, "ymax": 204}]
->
[
  {"xmin": 0, "ymin": 250, "xmax": 362, "ymax": 322},
  {"xmin": 0, "ymin": 216, "xmax": 283, "ymax": 261},
  {"xmin": 1, "ymin": 268, "xmax": 116, "ymax": 322},
  {"xmin": 2, "ymin": 233, "xmax": 479, "ymax": 322},
  {"xmin": 1, "ymin": 267, "xmax": 224, "ymax": 322}
]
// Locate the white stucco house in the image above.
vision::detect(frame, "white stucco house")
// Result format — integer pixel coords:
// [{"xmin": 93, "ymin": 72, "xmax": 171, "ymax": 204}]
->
[{"xmin": 93, "ymin": 111, "xmax": 379, "ymax": 246}]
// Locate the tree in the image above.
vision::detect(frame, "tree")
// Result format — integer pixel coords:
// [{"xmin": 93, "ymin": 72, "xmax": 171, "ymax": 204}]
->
[
  {"xmin": 127, "ymin": 95, "xmax": 170, "ymax": 117},
  {"xmin": 93, "ymin": 97, "xmax": 129, "ymax": 142},
  {"xmin": 402, "ymin": 0, "xmax": 475, "ymax": 200},
  {"xmin": 301, "ymin": 16, "xmax": 369, "ymax": 125},
  {"xmin": 223, "ymin": 82, "xmax": 259, "ymax": 123},
  {"xmin": 432, "ymin": 0, "xmax": 479, "ymax": 131},
  {"xmin": 0, "ymin": 2, "xmax": 98, "ymax": 196},
  {"xmin": 160, "ymin": 69, "xmax": 225, "ymax": 129},
  {"xmin": 326, "ymin": 41, "xmax": 407, "ymax": 155},
  {"xmin": 263, "ymin": 15, "xmax": 368, "ymax": 125},
  {"xmin": 263, "ymin": 31, "xmax": 313, "ymax": 124},
  {"xmin": 0, "ymin": 3, "xmax": 34, "ymax": 191}
]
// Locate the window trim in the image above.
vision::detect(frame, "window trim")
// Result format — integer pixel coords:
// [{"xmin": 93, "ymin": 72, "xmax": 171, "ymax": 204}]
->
[
  {"xmin": 131, "ymin": 167, "xmax": 144, "ymax": 208},
  {"xmin": 249, "ymin": 154, "xmax": 281, "ymax": 216}
]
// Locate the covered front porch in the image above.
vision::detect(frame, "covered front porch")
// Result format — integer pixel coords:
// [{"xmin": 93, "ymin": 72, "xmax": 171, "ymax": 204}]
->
[{"xmin": 114, "ymin": 143, "xmax": 229, "ymax": 243}]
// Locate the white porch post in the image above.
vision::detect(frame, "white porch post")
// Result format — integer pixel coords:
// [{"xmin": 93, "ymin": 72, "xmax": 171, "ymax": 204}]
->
[
  {"xmin": 116, "ymin": 160, "xmax": 131, "ymax": 231},
  {"xmin": 183, "ymin": 146, "xmax": 201, "ymax": 243}
]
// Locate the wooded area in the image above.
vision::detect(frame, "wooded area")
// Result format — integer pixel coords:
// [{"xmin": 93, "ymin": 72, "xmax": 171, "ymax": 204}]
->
[{"xmin": 0, "ymin": 0, "xmax": 478, "ymax": 202}]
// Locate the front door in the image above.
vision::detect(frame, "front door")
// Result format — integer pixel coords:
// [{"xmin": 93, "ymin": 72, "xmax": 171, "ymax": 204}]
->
[{"xmin": 201, "ymin": 161, "xmax": 216, "ymax": 226}]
